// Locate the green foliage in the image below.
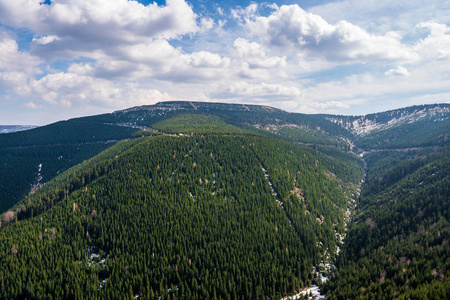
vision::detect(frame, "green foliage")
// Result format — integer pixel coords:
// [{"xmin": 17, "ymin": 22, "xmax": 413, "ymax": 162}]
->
[
  {"xmin": 85, "ymin": 101, "xmax": 351, "ymax": 138},
  {"xmin": 265, "ymin": 125, "xmax": 349, "ymax": 149},
  {"xmin": 0, "ymin": 120, "xmax": 137, "ymax": 149},
  {"xmin": 153, "ymin": 114, "xmax": 246, "ymax": 135},
  {"xmin": 324, "ymin": 153, "xmax": 450, "ymax": 299},
  {"xmin": 0, "ymin": 120, "xmax": 139, "ymax": 213},
  {"xmin": 1, "ymin": 102, "xmax": 447, "ymax": 299},
  {"xmin": 0, "ymin": 133, "xmax": 356, "ymax": 299}
]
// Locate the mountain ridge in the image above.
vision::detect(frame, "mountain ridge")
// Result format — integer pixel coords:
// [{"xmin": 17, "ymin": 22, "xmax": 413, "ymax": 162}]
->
[
  {"xmin": 326, "ymin": 104, "xmax": 450, "ymax": 136},
  {"xmin": 116, "ymin": 100, "xmax": 286, "ymax": 114},
  {"xmin": 0, "ymin": 102, "xmax": 448, "ymax": 215}
]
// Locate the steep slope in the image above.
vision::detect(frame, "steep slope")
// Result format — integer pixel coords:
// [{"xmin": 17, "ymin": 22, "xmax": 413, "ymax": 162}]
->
[
  {"xmin": 327, "ymin": 104, "xmax": 449, "ymax": 136},
  {"xmin": 323, "ymin": 105, "xmax": 450, "ymax": 299},
  {"xmin": 327, "ymin": 104, "xmax": 450, "ymax": 150},
  {"xmin": 324, "ymin": 142, "xmax": 450, "ymax": 298},
  {"xmin": 0, "ymin": 119, "xmax": 142, "ymax": 213},
  {"xmin": 0, "ymin": 101, "xmax": 353, "ymax": 215},
  {"xmin": 0, "ymin": 116, "xmax": 360, "ymax": 299}
]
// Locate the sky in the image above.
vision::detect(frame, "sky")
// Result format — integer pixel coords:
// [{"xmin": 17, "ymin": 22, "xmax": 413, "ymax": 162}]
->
[{"xmin": 0, "ymin": 0, "xmax": 449, "ymax": 125}]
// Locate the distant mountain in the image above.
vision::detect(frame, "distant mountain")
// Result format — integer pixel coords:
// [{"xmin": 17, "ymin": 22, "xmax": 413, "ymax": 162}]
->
[
  {"xmin": 0, "ymin": 125, "xmax": 37, "ymax": 134},
  {"xmin": 326, "ymin": 104, "xmax": 450, "ymax": 136},
  {"xmin": 120, "ymin": 100, "xmax": 283, "ymax": 113}
]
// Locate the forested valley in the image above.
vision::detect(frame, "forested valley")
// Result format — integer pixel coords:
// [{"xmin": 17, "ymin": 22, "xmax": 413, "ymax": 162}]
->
[{"xmin": 324, "ymin": 145, "xmax": 450, "ymax": 299}]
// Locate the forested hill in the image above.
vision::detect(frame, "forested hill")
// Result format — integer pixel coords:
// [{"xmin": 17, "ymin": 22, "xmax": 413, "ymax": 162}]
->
[
  {"xmin": 0, "ymin": 101, "xmax": 448, "ymax": 299},
  {"xmin": 86, "ymin": 101, "xmax": 353, "ymax": 137},
  {"xmin": 1, "ymin": 102, "xmax": 448, "ymax": 215},
  {"xmin": 0, "ymin": 119, "xmax": 141, "ymax": 213},
  {"xmin": 0, "ymin": 100, "xmax": 353, "ymax": 215},
  {"xmin": 0, "ymin": 115, "xmax": 361, "ymax": 299}
]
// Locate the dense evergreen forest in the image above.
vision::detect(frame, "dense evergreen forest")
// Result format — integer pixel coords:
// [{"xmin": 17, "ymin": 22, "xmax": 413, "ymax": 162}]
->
[
  {"xmin": 0, "ymin": 102, "xmax": 448, "ymax": 299},
  {"xmin": 324, "ymin": 148, "xmax": 450, "ymax": 296},
  {"xmin": 0, "ymin": 116, "xmax": 360, "ymax": 299},
  {"xmin": 0, "ymin": 101, "xmax": 355, "ymax": 215},
  {"xmin": 0, "ymin": 120, "xmax": 140, "ymax": 213}
]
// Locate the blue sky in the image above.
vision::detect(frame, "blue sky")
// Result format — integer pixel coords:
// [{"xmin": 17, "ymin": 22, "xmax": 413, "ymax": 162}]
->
[{"xmin": 0, "ymin": 0, "xmax": 449, "ymax": 124}]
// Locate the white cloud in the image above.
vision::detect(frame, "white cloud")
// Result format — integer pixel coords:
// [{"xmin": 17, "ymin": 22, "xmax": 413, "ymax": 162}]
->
[
  {"xmin": 200, "ymin": 18, "xmax": 215, "ymax": 32},
  {"xmin": 231, "ymin": 3, "xmax": 259, "ymax": 23},
  {"xmin": 88, "ymin": 40, "xmax": 231, "ymax": 82},
  {"xmin": 29, "ymin": 72, "xmax": 171, "ymax": 109},
  {"xmin": 0, "ymin": 0, "xmax": 203, "ymax": 60},
  {"xmin": 309, "ymin": 0, "xmax": 450, "ymax": 37},
  {"xmin": 67, "ymin": 63, "xmax": 94, "ymax": 75},
  {"xmin": 0, "ymin": 37, "xmax": 41, "ymax": 97},
  {"xmin": 0, "ymin": 1, "xmax": 449, "ymax": 123},
  {"xmin": 236, "ymin": 62, "xmax": 270, "ymax": 80},
  {"xmin": 2, "ymin": 0, "xmax": 200, "ymax": 38},
  {"xmin": 190, "ymin": 51, "xmax": 230, "ymax": 68},
  {"xmin": 22, "ymin": 101, "xmax": 42, "ymax": 109},
  {"xmin": 243, "ymin": 4, "xmax": 418, "ymax": 63},
  {"xmin": 298, "ymin": 58, "xmax": 450, "ymax": 114},
  {"xmin": 233, "ymin": 38, "xmax": 286, "ymax": 69},
  {"xmin": 209, "ymin": 81, "xmax": 302, "ymax": 99},
  {"xmin": 414, "ymin": 22, "xmax": 450, "ymax": 59},
  {"xmin": 32, "ymin": 35, "xmax": 60, "ymax": 45},
  {"xmin": 0, "ymin": 71, "xmax": 33, "ymax": 97},
  {"xmin": 0, "ymin": 37, "xmax": 41, "ymax": 73},
  {"xmin": 385, "ymin": 66, "xmax": 409, "ymax": 76}
]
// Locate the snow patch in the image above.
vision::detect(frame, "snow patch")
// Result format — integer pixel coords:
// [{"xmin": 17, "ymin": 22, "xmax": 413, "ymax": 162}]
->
[{"xmin": 281, "ymin": 285, "xmax": 324, "ymax": 299}]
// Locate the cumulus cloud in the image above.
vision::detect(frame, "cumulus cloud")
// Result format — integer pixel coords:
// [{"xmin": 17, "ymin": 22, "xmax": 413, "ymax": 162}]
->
[
  {"xmin": 200, "ymin": 18, "xmax": 215, "ymax": 32},
  {"xmin": 0, "ymin": 37, "xmax": 42, "ymax": 96},
  {"xmin": 309, "ymin": 0, "xmax": 450, "ymax": 37},
  {"xmin": 0, "ymin": 37, "xmax": 41, "ymax": 73},
  {"xmin": 85, "ymin": 40, "xmax": 231, "ymax": 82},
  {"xmin": 385, "ymin": 66, "xmax": 410, "ymax": 76},
  {"xmin": 190, "ymin": 51, "xmax": 230, "ymax": 68},
  {"xmin": 414, "ymin": 22, "xmax": 450, "ymax": 59},
  {"xmin": 241, "ymin": 4, "xmax": 418, "ymax": 63},
  {"xmin": 231, "ymin": 3, "xmax": 259, "ymax": 23},
  {"xmin": 1, "ymin": 1, "xmax": 449, "ymax": 122},
  {"xmin": 32, "ymin": 35, "xmax": 60, "ymax": 45},
  {"xmin": 22, "ymin": 101, "xmax": 42, "ymax": 109},
  {"xmin": 0, "ymin": 0, "xmax": 203, "ymax": 60},
  {"xmin": 29, "ymin": 72, "xmax": 171, "ymax": 108},
  {"xmin": 209, "ymin": 81, "xmax": 302, "ymax": 100},
  {"xmin": 233, "ymin": 38, "xmax": 286, "ymax": 68},
  {"xmin": 1, "ymin": 0, "xmax": 199, "ymax": 38}
]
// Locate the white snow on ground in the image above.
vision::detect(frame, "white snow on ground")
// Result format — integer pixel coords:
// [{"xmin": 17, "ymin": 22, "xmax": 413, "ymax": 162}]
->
[
  {"xmin": 189, "ymin": 191, "xmax": 195, "ymax": 201},
  {"xmin": 0, "ymin": 125, "xmax": 37, "ymax": 134},
  {"xmin": 98, "ymin": 278, "xmax": 108, "ymax": 290},
  {"xmin": 261, "ymin": 166, "xmax": 281, "ymax": 202},
  {"xmin": 327, "ymin": 106, "xmax": 450, "ymax": 136},
  {"xmin": 281, "ymin": 285, "xmax": 325, "ymax": 300},
  {"xmin": 281, "ymin": 183, "xmax": 360, "ymax": 300}
]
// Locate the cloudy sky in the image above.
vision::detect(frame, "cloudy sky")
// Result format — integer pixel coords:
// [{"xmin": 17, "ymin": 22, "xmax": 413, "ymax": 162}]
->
[{"xmin": 0, "ymin": 0, "xmax": 449, "ymax": 125}]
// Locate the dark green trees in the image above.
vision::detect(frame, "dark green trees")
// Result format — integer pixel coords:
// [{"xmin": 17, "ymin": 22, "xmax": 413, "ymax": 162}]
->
[{"xmin": 0, "ymin": 132, "xmax": 357, "ymax": 299}]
